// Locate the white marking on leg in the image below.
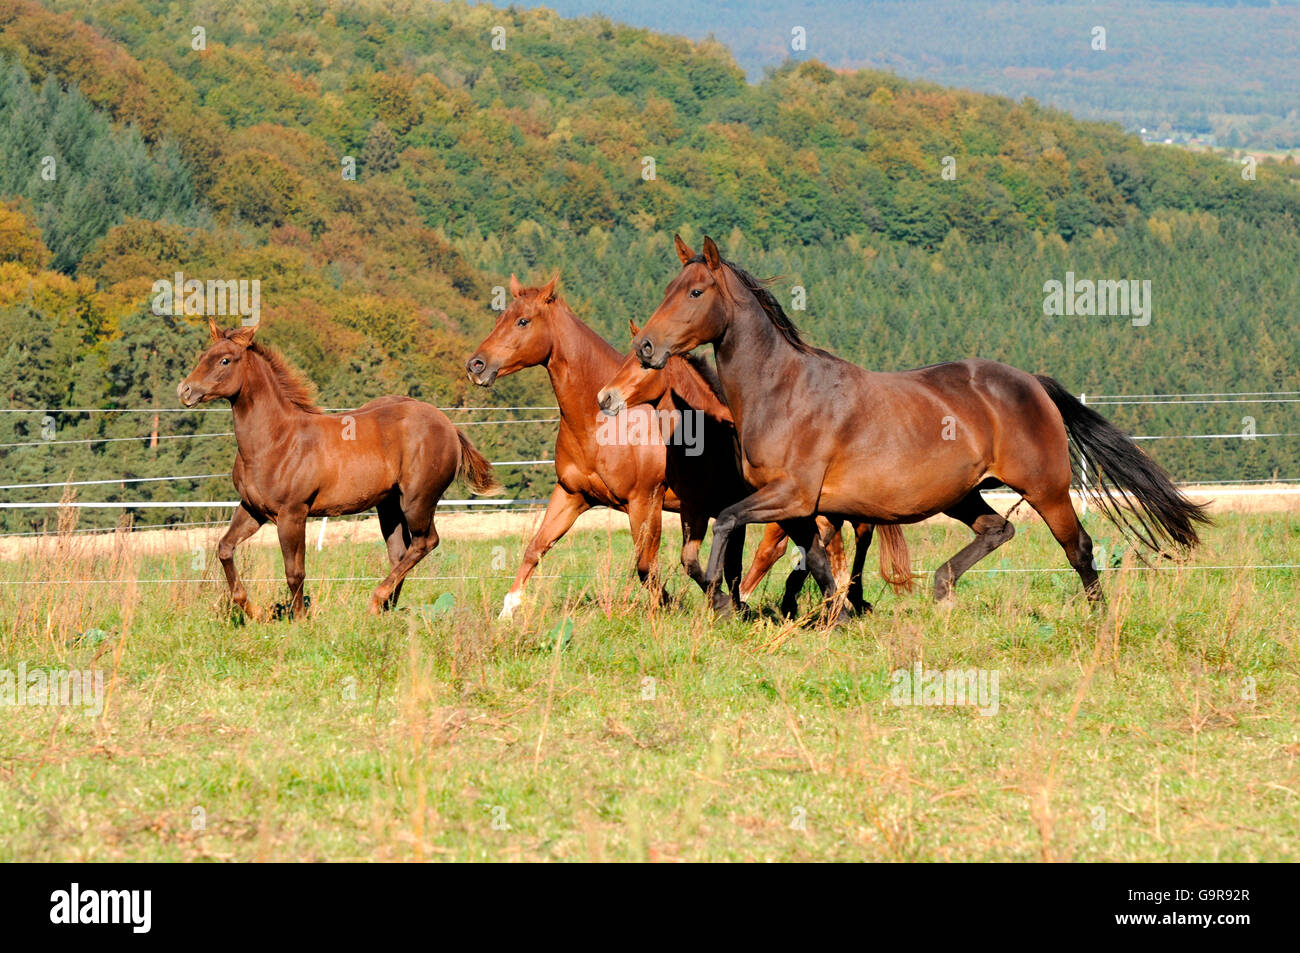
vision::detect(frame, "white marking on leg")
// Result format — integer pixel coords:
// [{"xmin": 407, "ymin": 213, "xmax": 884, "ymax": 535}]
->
[{"xmin": 500, "ymin": 589, "xmax": 522, "ymax": 620}]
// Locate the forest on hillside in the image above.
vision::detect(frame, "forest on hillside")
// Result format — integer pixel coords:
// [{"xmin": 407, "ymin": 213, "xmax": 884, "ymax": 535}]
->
[
  {"xmin": 0, "ymin": 0, "xmax": 1297, "ymax": 531},
  {"xmin": 532, "ymin": 0, "xmax": 1300, "ymax": 149}
]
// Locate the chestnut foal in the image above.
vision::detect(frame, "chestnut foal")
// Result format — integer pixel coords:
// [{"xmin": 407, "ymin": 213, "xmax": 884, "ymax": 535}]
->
[{"xmin": 180, "ymin": 320, "xmax": 500, "ymax": 619}]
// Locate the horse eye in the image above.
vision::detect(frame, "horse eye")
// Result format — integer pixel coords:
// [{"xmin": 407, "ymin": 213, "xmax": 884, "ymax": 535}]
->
[
  {"xmin": 689, "ymin": 288, "xmax": 703, "ymax": 298},
  {"xmin": 516, "ymin": 317, "xmax": 530, "ymax": 327},
  {"xmin": 220, "ymin": 357, "xmax": 230, "ymax": 366}
]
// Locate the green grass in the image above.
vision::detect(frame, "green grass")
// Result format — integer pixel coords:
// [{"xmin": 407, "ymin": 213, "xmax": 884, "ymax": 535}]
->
[{"xmin": 1, "ymin": 510, "xmax": 1297, "ymax": 861}]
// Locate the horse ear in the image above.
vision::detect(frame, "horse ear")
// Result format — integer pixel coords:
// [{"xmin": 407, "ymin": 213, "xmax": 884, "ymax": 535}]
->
[
  {"xmin": 540, "ymin": 272, "xmax": 559, "ymax": 303},
  {"xmin": 208, "ymin": 318, "xmax": 223, "ymax": 344},
  {"xmin": 673, "ymin": 234, "xmax": 694, "ymax": 265},
  {"xmin": 228, "ymin": 323, "xmax": 257, "ymax": 348},
  {"xmin": 508, "ymin": 273, "xmax": 521, "ymax": 298},
  {"xmin": 702, "ymin": 236, "xmax": 721, "ymax": 271},
  {"xmin": 627, "ymin": 319, "xmax": 641, "ymax": 337}
]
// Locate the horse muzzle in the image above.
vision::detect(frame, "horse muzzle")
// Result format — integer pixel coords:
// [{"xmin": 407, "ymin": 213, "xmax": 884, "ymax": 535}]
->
[
  {"xmin": 597, "ymin": 387, "xmax": 625, "ymax": 417},
  {"xmin": 177, "ymin": 381, "xmax": 203, "ymax": 407},
  {"xmin": 634, "ymin": 336, "xmax": 668, "ymax": 370},
  {"xmin": 465, "ymin": 355, "xmax": 498, "ymax": 387}
]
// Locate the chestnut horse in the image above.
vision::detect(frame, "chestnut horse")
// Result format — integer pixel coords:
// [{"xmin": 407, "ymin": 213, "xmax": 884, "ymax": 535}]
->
[
  {"xmin": 633, "ymin": 235, "xmax": 1209, "ymax": 619},
  {"xmin": 465, "ymin": 275, "xmax": 748, "ymax": 618},
  {"xmin": 180, "ymin": 320, "xmax": 500, "ymax": 619},
  {"xmin": 597, "ymin": 327, "xmax": 915, "ymax": 614}
]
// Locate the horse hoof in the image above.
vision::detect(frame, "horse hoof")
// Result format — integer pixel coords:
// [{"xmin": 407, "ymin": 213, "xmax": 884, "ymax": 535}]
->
[
  {"xmin": 499, "ymin": 591, "xmax": 522, "ymax": 620},
  {"xmin": 826, "ymin": 605, "xmax": 853, "ymax": 627}
]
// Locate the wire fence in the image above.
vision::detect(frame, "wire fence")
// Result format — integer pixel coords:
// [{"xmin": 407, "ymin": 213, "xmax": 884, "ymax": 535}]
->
[{"xmin": 2, "ymin": 388, "xmax": 1297, "ymax": 545}]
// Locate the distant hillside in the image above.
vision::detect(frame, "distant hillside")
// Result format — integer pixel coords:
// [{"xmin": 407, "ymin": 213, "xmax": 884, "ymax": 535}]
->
[
  {"xmin": 526, "ymin": 0, "xmax": 1300, "ymax": 150},
  {"xmin": 1, "ymin": 0, "xmax": 1298, "ymax": 531}
]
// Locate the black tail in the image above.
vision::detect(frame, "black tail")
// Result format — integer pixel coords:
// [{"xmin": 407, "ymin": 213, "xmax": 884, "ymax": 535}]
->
[{"xmin": 1035, "ymin": 375, "xmax": 1210, "ymax": 553}]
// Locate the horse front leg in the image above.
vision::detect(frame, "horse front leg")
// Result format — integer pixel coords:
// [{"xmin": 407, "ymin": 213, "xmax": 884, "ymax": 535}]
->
[
  {"xmin": 722, "ymin": 522, "xmax": 747, "ymax": 612},
  {"xmin": 500, "ymin": 484, "xmax": 590, "ymax": 620},
  {"xmin": 677, "ymin": 500, "xmax": 710, "ymax": 594},
  {"xmin": 627, "ymin": 488, "xmax": 666, "ymax": 607},
  {"xmin": 218, "ymin": 503, "xmax": 265, "ymax": 620},
  {"xmin": 781, "ymin": 517, "xmax": 851, "ymax": 626},
  {"xmin": 847, "ymin": 523, "xmax": 875, "ymax": 614},
  {"xmin": 705, "ymin": 481, "xmax": 815, "ymax": 616}
]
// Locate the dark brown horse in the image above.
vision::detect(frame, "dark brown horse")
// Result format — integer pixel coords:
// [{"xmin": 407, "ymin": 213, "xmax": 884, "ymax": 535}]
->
[
  {"xmin": 633, "ymin": 235, "xmax": 1209, "ymax": 619},
  {"xmin": 597, "ymin": 330, "xmax": 914, "ymax": 614},
  {"xmin": 179, "ymin": 320, "xmax": 500, "ymax": 619},
  {"xmin": 466, "ymin": 275, "xmax": 748, "ymax": 618}
]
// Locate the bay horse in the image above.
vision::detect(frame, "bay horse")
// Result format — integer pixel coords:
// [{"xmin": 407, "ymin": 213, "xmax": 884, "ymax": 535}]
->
[
  {"xmin": 466, "ymin": 274, "xmax": 751, "ymax": 618},
  {"xmin": 632, "ymin": 235, "xmax": 1209, "ymax": 619},
  {"xmin": 179, "ymin": 319, "xmax": 501, "ymax": 619},
  {"xmin": 597, "ymin": 327, "xmax": 915, "ymax": 615}
]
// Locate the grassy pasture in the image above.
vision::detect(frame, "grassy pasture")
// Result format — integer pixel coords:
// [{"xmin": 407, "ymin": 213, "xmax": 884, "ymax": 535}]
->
[{"xmin": 0, "ymin": 509, "xmax": 1297, "ymax": 861}]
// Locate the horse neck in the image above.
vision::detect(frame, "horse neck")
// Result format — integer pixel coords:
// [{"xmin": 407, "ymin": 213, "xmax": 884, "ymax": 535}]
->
[
  {"xmin": 543, "ymin": 304, "xmax": 622, "ymax": 435},
  {"xmin": 713, "ymin": 277, "xmax": 803, "ymax": 431},
  {"xmin": 229, "ymin": 352, "xmax": 306, "ymax": 459},
  {"xmin": 667, "ymin": 360, "xmax": 730, "ymax": 424}
]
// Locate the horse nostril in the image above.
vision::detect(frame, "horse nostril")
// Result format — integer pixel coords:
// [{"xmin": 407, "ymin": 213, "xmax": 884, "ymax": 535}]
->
[
  {"xmin": 638, "ymin": 339, "xmax": 653, "ymax": 359},
  {"xmin": 468, "ymin": 358, "xmax": 485, "ymax": 375}
]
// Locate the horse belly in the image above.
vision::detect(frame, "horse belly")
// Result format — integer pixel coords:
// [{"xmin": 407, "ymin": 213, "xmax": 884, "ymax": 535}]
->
[
  {"xmin": 308, "ymin": 433, "xmax": 402, "ymax": 516},
  {"xmin": 821, "ymin": 451, "xmax": 985, "ymax": 522},
  {"xmin": 309, "ymin": 488, "xmax": 390, "ymax": 518}
]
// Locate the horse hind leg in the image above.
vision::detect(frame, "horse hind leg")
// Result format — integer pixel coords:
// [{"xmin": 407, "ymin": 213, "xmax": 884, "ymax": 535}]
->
[
  {"xmin": 377, "ymin": 497, "xmax": 412, "ymax": 610},
  {"xmin": 933, "ymin": 492, "xmax": 1016, "ymax": 602},
  {"xmin": 820, "ymin": 517, "xmax": 848, "ymax": 586},
  {"xmin": 369, "ymin": 481, "xmax": 445, "ymax": 615},
  {"xmin": 1025, "ymin": 492, "xmax": 1103, "ymax": 605}
]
